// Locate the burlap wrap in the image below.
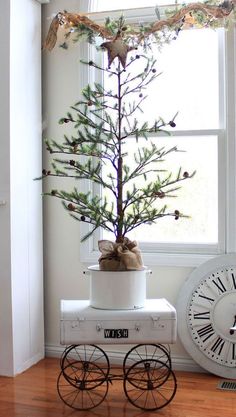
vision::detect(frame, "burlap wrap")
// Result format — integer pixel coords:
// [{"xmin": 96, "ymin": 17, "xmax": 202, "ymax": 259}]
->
[{"xmin": 98, "ymin": 238, "xmax": 143, "ymax": 271}]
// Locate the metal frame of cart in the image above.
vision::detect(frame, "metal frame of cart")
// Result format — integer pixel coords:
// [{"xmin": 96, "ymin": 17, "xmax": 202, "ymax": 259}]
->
[
  {"xmin": 57, "ymin": 342, "xmax": 177, "ymax": 410},
  {"xmin": 58, "ymin": 299, "xmax": 177, "ymax": 411}
]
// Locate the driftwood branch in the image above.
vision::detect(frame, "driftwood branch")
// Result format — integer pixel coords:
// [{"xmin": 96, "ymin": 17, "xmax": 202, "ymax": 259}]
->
[
  {"xmin": 43, "ymin": 2, "xmax": 235, "ymax": 51},
  {"xmin": 147, "ymin": 2, "xmax": 234, "ymax": 34},
  {"xmin": 43, "ymin": 12, "xmax": 112, "ymax": 50}
]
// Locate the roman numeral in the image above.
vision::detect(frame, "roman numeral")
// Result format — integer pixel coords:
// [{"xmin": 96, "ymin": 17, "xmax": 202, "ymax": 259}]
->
[
  {"xmin": 199, "ymin": 294, "xmax": 215, "ymax": 303},
  {"xmin": 193, "ymin": 311, "xmax": 210, "ymax": 320},
  {"xmin": 231, "ymin": 273, "xmax": 236, "ymax": 290},
  {"xmin": 211, "ymin": 337, "xmax": 225, "ymax": 355},
  {"xmin": 232, "ymin": 343, "xmax": 236, "ymax": 360},
  {"xmin": 197, "ymin": 324, "xmax": 215, "ymax": 342},
  {"xmin": 212, "ymin": 278, "xmax": 227, "ymax": 294}
]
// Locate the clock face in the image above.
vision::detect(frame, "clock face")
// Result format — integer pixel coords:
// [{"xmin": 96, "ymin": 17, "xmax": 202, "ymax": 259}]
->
[
  {"xmin": 188, "ymin": 268, "xmax": 236, "ymax": 367},
  {"xmin": 177, "ymin": 254, "xmax": 236, "ymax": 378}
]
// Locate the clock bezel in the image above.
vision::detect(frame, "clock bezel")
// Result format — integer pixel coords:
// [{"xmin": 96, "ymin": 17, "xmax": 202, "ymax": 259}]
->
[{"xmin": 177, "ymin": 253, "xmax": 236, "ymax": 378}]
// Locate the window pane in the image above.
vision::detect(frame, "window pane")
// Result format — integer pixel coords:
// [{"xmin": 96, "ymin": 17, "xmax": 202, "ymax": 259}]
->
[
  {"xmin": 94, "ymin": 0, "xmax": 194, "ymax": 11},
  {"xmin": 148, "ymin": 29, "xmax": 220, "ymax": 130},
  {"xmin": 103, "ymin": 28, "xmax": 220, "ymax": 130},
  {"xmin": 102, "ymin": 135, "xmax": 218, "ymax": 244}
]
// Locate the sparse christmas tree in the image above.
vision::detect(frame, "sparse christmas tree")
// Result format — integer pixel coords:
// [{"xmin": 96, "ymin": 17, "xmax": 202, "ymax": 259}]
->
[{"xmin": 42, "ymin": 4, "xmax": 234, "ymax": 270}]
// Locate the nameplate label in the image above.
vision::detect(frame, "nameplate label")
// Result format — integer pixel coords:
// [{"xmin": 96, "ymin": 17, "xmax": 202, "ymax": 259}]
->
[{"xmin": 104, "ymin": 329, "xmax": 129, "ymax": 338}]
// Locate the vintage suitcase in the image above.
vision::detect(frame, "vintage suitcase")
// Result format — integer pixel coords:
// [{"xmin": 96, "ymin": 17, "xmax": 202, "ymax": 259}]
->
[{"xmin": 60, "ymin": 299, "xmax": 177, "ymax": 345}]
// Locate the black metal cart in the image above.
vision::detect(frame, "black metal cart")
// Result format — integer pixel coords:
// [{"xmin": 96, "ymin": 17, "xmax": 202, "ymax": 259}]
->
[
  {"xmin": 57, "ymin": 342, "xmax": 177, "ymax": 411},
  {"xmin": 58, "ymin": 299, "xmax": 177, "ymax": 411}
]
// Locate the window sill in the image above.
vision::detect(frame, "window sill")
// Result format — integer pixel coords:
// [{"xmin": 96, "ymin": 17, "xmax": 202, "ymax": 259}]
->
[{"xmin": 80, "ymin": 248, "xmax": 222, "ymax": 268}]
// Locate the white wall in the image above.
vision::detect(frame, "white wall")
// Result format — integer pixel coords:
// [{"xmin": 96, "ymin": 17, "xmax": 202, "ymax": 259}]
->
[
  {"xmin": 42, "ymin": 0, "xmax": 199, "ymax": 371},
  {"xmin": 10, "ymin": 0, "xmax": 44, "ymax": 375},
  {"xmin": 0, "ymin": 0, "xmax": 44, "ymax": 376},
  {"xmin": 0, "ymin": 0, "xmax": 14, "ymax": 376}
]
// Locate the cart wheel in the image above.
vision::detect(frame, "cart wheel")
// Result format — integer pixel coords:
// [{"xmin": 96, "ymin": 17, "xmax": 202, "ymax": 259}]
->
[
  {"xmin": 123, "ymin": 359, "xmax": 177, "ymax": 411},
  {"xmin": 57, "ymin": 363, "xmax": 109, "ymax": 410},
  {"xmin": 125, "ymin": 357, "xmax": 171, "ymax": 390},
  {"xmin": 123, "ymin": 344, "xmax": 171, "ymax": 375},
  {"xmin": 61, "ymin": 344, "xmax": 110, "ymax": 386},
  {"xmin": 60, "ymin": 345, "xmax": 73, "ymax": 368}
]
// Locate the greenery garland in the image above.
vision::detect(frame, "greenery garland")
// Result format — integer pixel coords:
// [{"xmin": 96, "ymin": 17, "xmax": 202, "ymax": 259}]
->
[{"xmin": 44, "ymin": 1, "xmax": 236, "ymax": 51}]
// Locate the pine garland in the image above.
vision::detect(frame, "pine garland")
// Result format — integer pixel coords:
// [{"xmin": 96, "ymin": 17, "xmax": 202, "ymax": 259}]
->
[{"xmin": 43, "ymin": 1, "xmax": 235, "ymax": 51}]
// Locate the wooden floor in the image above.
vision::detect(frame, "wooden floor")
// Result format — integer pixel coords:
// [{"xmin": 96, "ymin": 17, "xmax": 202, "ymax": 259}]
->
[{"xmin": 0, "ymin": 357, "xmax": 235, "ymax": 417}]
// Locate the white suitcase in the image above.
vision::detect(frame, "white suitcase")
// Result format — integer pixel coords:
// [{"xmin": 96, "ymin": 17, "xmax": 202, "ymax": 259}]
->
[{"xmin": 60, "ymin": 299, "xmax": 177, "ymax": 345}]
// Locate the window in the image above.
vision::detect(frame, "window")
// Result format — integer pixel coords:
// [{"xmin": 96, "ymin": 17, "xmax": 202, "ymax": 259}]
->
[
  {"xmin": 79, "ymin": 3, "xmax": 236, "ymax": 266},
  {"xmin": 92, "ymin": 0, "xmax": 195, "ymax": 12}
]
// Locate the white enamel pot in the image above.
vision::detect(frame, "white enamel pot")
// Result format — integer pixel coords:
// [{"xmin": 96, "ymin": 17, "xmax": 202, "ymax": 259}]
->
[{"xmin": 84, "ymin": 265, "xmax": 151, "ymax": 310}]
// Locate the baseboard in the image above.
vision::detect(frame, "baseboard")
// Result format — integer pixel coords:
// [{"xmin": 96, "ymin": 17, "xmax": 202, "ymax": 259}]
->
[
  {"xmin": 45, "ymin": 343, "xmax": 204, "ymax": 373},
  {"xmin": 15, "ymin": 351, "xmax": 45, "ymax": 375}
]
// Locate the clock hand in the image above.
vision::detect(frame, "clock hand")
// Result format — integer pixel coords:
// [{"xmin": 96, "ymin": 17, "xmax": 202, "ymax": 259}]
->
[{"xmin": 229, "ymin": 315, "xmax": 236, "ymax": 335}]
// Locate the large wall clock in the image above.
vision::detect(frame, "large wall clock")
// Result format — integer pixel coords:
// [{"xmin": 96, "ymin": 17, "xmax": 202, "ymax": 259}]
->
[{"xmin": 176, "ymin": 253, "xmax": 236, "ymax": 378}]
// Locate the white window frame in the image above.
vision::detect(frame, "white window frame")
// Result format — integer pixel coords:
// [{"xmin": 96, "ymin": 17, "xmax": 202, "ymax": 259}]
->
[{"xmin": 78, "ymin": 4, "xmax": 236, "ymax": 267}]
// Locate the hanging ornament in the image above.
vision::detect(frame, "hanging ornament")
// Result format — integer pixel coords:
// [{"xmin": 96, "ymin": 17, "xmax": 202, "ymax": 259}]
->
[{"xmin": 101, "ymin": 32, "xmax": 132, "ymax": 68}]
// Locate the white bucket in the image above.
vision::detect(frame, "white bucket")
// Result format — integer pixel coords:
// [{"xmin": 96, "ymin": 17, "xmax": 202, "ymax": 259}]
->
[{"xmin": 84, "ymin": 265, "xmax": 151, "ymax": 310}]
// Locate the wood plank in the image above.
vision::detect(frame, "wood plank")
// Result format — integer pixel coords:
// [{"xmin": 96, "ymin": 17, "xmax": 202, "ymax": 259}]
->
[{"xmin": 0, "ymin": 358, "xmax": 235, "ymax": 417}]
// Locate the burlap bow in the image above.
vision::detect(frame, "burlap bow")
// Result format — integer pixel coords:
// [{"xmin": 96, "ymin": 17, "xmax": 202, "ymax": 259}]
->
[{"xmin": 98, "ymin": 238, "xmax": 143, "ymax": 271}]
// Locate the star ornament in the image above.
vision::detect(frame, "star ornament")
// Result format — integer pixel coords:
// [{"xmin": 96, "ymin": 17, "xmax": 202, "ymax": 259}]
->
[{"xmin": 101, "ymin": 37, "xmax": 132, "ymax": 69}]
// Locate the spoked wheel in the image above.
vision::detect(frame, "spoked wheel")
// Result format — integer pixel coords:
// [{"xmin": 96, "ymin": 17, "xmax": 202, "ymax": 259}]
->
[
  {"xmin": 61, "ymin": 344, "xmax": 110, "ymax": 387},
  {"xmin": 123, "ymin": 359, "xmax": 177, "ymax": 411},
  {"xmin": 60, "ymin": 345, "xmax": 73, "ymax": 368},
  {"xmin": 123, "ymin": 344, "xmax": 171, "ymax": 375},
  {"xmin": 57, "ymin": 363, "xmax": 109, "ymax": 410}
]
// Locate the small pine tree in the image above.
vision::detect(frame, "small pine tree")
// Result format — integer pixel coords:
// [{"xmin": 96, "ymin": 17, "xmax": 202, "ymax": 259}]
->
[{"xmin": 41, "ymin": 20, "xmax": 194, "ymax": 251}]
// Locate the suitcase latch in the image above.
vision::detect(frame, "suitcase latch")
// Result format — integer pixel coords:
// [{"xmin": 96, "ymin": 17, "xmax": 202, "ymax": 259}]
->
[
  {"xmin": 135, "ymin": 323, "xmax": 141, "ymax": 332},
  {"xmin": 152, "ymin": 315, "xmax": 160, "ymax": 329},
  {"xmin": 96, "ymin": 323, "xmax": 102, "ymax": 332},
  {"xmin": 72, "ymin": 316, "xmax": 85, "ymax": 328},
  {"xmin": 151, "ymin": 315, "xmax": 166, "ymax": 330},
  {"xmin": 71, "ymin": 320, "xmax": 79, "ymax": 329}
]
